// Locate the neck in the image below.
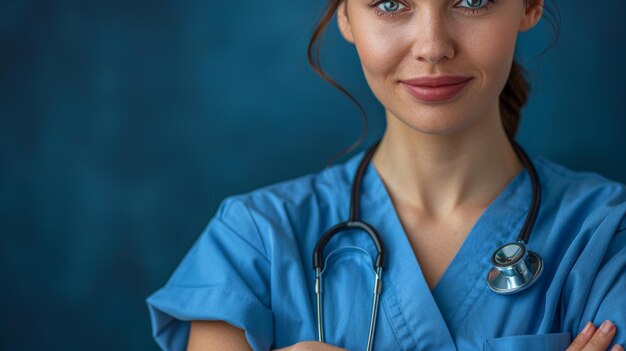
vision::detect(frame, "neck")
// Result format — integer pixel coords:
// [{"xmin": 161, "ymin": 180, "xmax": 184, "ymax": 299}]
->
[{"xmin": 371, "ymin": 107, "xmax": 523, "ymax": 218}]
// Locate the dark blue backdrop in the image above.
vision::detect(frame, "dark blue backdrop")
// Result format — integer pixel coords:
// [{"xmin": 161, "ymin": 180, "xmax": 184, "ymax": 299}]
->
[{"xmin": 1, "ymin": 1, "xmax": 624, "ymax": 350}]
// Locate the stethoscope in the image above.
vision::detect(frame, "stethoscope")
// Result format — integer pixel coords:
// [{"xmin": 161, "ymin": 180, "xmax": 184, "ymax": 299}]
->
[{"xmin": 312, "ymin": 139, "xmax": 544, "ymax": 351}]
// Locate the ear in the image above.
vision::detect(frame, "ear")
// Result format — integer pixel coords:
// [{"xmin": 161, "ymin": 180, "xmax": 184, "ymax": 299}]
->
[
  {"xmin": 337, "ymin": 1, "xmax": 355, "ymax": 44},
  {"xmin": 518, "ymin": 0, "xmax": 544, "ymax": 32}
]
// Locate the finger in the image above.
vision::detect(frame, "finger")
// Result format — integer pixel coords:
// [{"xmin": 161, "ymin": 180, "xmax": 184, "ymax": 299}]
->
[
  {"xmin": 566, "ymin": 321, "xmax": 596, "ymax": 351},
  {"xmin": 610, "ymin": 344, "xmax": 624, "ymax": 351},
  {"xmin": 584, "ymin": 320, "xmax": 617, "ymax": 350}
]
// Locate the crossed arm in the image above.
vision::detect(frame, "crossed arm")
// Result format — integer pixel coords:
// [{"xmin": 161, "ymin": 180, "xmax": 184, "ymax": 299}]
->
[{"xmin": 187, "ymin": 320, "xmax": 624, "ymax": 351}]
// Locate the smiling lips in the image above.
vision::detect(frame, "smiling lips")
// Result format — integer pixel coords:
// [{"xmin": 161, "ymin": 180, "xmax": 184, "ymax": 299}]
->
[{"xmin": 401, "ymin": 75, "xmax": 473, "ymax": 102}]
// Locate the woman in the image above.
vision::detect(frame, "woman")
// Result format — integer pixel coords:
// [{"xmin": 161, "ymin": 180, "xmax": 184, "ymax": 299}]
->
[{"xmin": 147, "ymin": 0, "xmax": 626, "ymax": 350}]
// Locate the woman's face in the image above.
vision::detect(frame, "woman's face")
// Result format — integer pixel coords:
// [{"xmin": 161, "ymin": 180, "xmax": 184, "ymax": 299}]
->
[{"xmin": 337, "ymin": 0, "xmax": 543, "ymax": 136}]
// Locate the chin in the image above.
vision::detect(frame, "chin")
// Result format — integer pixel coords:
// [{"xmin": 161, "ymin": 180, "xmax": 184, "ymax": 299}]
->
[{"xmin": 390, "ymin": 109, "xmax": 481, "ymax": 137}]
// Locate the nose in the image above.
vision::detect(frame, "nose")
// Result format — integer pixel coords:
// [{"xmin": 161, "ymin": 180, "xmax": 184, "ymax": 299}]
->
[{"xmin": 412, "ymin": 12, "xmax": 455, "ymax": 64}]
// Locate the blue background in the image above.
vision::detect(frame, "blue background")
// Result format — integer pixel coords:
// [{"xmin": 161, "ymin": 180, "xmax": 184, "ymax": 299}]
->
[{"xmin": 1, "ymin": 1, "xmax": 624, "ymax": 350}]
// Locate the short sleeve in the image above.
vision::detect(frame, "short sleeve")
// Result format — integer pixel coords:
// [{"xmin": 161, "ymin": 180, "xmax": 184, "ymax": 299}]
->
[{"xmin": 146, "ymin": 196, "xmax": 274, "ymax": 351}]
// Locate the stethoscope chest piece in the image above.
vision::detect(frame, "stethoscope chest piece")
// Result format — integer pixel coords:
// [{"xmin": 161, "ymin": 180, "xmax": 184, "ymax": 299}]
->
[{"xmin": 487, "ymin": 242, "xmax": 543, "ymax": 294}]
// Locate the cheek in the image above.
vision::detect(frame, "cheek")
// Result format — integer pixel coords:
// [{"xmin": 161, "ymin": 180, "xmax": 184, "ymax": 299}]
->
[
  {"xmin": 352, "ymin": 27, "xmax": 413, "ymax": 111},
  {"xmin": 459, "ymin": 20, "xmax": 520, "ymax": 96},
  {"xmin": 354, "ymin": 20, "xmax": 519, "ymax": 87},
  {"xmin": 353, "ymin": 25, "xmax": 408, "ymax": 79}
]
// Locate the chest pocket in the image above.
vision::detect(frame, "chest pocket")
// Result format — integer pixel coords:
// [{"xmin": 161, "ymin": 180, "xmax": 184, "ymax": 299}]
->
[{"xmin": 484, "ymin": 332, "xmax": 571, "ymax": 351}]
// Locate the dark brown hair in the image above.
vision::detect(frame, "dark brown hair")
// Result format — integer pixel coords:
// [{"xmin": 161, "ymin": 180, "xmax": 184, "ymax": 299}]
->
[{"xmin": 308, "ymin": 0, "xmax": 561, "ymax": 164}]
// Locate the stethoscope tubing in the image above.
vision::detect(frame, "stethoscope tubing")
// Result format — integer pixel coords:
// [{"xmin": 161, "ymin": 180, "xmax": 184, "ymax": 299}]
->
[{"xmin": 312, "ymin": 138, "xmax": 543, "ymax": 349}]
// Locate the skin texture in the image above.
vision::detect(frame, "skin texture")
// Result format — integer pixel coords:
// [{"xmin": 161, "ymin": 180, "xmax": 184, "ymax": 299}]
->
[
  {"xmin": 187, "ymin": 321, "xmax": 252, "ymax": 350},
  {"xmin": 187, "ymin": 321, "xmax": 348, "ymax": 351},
  {"xmin": 186, "ymin": 0, "xmax": 622, "ymax": 350},
  {"xmin": 565, "ymin": 321, "xmax": 623, "ymax": 351},
  {"xmin": 336, "ymin": 0, "xmax": 542, "ymax": 215},
  {"xmin": 336, "ymin": 0, "xmax": 540, "ymax": 303},
  {"xmin": 338, "ymin": 0, "xmax": 538, "ymax": 137}
]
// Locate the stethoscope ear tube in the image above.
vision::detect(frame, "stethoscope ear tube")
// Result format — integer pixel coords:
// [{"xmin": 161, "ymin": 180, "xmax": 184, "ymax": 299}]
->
[
  {"xmin": 313, "ymin": 140, "xmax": 385, "ymax": 351},
  {"xmin": 312, "ymin": 138, "xmax": 545, "ymax": 350},
  {"xmin": 313, "ymin": 140, "xmax": 386, "ymax": 272},
  {"xmin": 312, "ymin": 221, "xmax": 385, "ymax": 272}
]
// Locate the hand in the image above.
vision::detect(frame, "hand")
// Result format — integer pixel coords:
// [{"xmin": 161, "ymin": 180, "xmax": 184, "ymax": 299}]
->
[
  {"xmin": 274, "ymin": 341, "xmax": 348, "ymax": 351},
  {"xmin": 566, "ymin": 320, "xmax": 624, "ymax": 351}
]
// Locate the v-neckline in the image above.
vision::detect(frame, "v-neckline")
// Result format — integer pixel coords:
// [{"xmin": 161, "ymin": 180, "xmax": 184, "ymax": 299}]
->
[{"xmin": 356, "ymin": 153, "xmax": 532, "ymax": 349}]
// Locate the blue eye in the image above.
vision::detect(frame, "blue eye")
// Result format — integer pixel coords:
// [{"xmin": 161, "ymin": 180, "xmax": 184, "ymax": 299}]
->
[
  {"xmin": 456, "ymin": 0, "xmax": 496, "ymax": 13},
  {"xmin": 458, "ymin": 0, "xmax": 487, "ymax": 8},
  {"xmin": 371, "ymin": 0, "xmax": 407, "ymax": 17},
  {"xmin": 370, "ymin": 0, "xmax": 495, "ymax": 19}
]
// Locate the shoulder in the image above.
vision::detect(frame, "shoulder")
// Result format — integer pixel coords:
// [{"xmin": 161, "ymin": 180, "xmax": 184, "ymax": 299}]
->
[
  {"xmin": 531, "ymin": 155, "xmax": 626, "ymax": 269},
  {"xmin": 533, "ymin": 156, "xmax": 626, "ymax": 217},
  {"xmin": 534, "ymin": 156, "xmax": 626, "ymax": 196},
  {"xmin": 213, "ymin": 151, "xmax": 363, "ymax": 234}
]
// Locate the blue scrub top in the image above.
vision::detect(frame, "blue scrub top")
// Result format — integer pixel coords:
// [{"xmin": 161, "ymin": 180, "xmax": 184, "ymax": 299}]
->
[{"xmin": 146, "ymin": 150, "xmax": 626, "ymax": 351}]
